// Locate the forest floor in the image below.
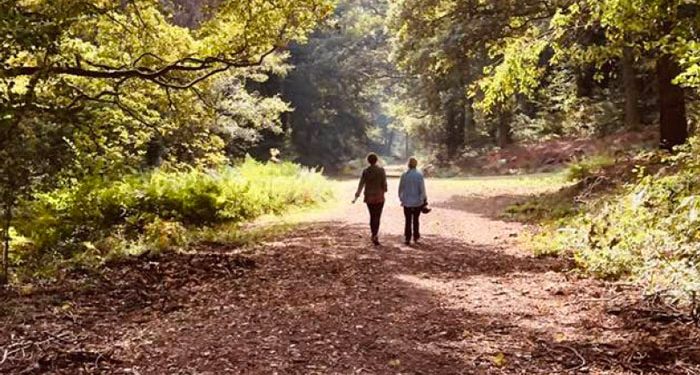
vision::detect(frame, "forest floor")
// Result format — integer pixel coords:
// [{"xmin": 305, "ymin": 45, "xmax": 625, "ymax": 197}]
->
[
  {"xmin": 2, "ymin": 173, "xmax": 700, "ymax": 374},
  {"xmin": 451, "ymin": 130, "xmax": 657, "ymax": 176}
]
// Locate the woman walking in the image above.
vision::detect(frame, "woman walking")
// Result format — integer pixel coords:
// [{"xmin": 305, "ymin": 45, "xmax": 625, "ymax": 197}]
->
[
  {"xmin": 354, "ymin": 153, "xmax": 388, "ymax": 245},
  {"xmin": 399, "ymin": 157, "xmax": 427, "ymax": 245}
]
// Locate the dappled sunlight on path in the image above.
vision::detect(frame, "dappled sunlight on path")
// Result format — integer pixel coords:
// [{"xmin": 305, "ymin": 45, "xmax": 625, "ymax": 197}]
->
[
  {"xmin": 119, "ymin": 176, "xmax": 700, "ymax": 374},
  {"xmin": 3, "ymin": 175, "xmax": 700, "ymax": 374}
]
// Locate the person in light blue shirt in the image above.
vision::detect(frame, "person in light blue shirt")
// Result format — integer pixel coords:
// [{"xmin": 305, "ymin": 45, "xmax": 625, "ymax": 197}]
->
[{"xmin": 398, "ymin": 157, "xmax": 428, "ymax": 245}]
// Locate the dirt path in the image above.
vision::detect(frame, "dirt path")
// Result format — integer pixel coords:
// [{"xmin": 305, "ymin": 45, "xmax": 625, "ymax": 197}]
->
[{"xmin": 2, "ymin": 176, "xmax": 700, "ymax": 374}]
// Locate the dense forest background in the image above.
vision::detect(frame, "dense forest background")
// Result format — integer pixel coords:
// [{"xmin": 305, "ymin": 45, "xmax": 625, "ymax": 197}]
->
[
  {"xmin": 243, "ymin": 0, "xmax": 700, "ymax": 172},
  {"xmin": 87, "ymin": 0, "xmax": 699, "ymax": 173},
  {"xmin": 250, "ymin": 0, "xmax": 406, "ymax": 169}
]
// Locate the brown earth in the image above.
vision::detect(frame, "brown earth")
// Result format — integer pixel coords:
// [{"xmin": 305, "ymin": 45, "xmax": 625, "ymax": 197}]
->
[
  {"xmin": 2, "ymin": 176, "xmax": 700, "ymax": 374},
  {"xmin": 453, "ymin": 130, "xmax": 657, "ymax": 175}
]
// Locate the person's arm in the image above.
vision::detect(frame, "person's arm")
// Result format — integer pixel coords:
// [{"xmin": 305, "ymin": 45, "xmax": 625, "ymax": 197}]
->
[
  {"xmin": 355, "ymin": 170, "xmax": 366, "ymax": 200},
  {"xmin": 420, "ymin": 174, "xmax": 427, "ymax": 203},
  {"xmin": 398, "ymin": 173, "xmax": 405, "ymax": 201}
]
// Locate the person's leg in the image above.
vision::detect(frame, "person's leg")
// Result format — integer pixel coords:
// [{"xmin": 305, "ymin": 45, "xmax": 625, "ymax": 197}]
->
[
  {"xmin": 413, "ymin": 208, "xmax": 421, "ymax": 241},
  {"xmin": 366, "ymin": 204, "xmax": 376, "ymax": 236},
  {"xmin": 404, "ymin": 207, "xmax": 412, "ymax": 243},
  {"xmin": 374, "ymin": 202, "xmax": 384, "ymax": 237},
  {"xmin": 368, "ymin": 203, "xmax": 383, "ymax": 244}
]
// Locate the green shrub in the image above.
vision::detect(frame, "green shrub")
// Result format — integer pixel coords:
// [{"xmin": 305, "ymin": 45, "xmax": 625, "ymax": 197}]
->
[
  {"xmin": 11, "ymin": 157, "xmax": 333, "ymax": 276},
  {"xmin": 566, "ymin": 154, "xmax": 616, "ymax": 182},
  {"xmin": 525, "ymin": 226, "xmax": 588, "ymax": 257},
  {"xmin": 144, "ymin": 219, "xmax": 189, "ymax": 253},
  {"xmin": 535, "ymin": 138, "xmax": 700, "ymax": 306}
]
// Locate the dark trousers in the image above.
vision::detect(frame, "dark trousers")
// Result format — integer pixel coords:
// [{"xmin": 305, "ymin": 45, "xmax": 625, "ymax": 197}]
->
[
  {"xmin": 366, "ymin": 202, "xmax": 384, "ymax": 237},
  {"xmin": 404, "ymin": 207, "xmax": 421, "ymax": 241}
]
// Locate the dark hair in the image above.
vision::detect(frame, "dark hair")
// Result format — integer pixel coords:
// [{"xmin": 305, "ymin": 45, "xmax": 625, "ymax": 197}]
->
[{"xmin": 367, "ymin": 153, "xmax": 378, "ymax": 165}]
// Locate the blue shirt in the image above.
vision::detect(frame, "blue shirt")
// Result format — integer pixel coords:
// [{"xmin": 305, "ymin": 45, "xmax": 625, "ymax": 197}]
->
[{"xmin": 399, "ymin": 168, "xmax": 427, "ymax": 208}]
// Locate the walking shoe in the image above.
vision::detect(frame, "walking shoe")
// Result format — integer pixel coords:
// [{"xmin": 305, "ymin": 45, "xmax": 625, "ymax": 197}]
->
[
  {"xmin": 372, "ymin": 235, "xmax": 380, "ymax": 246},
  {"xmin": 404, "ymin": 238, "xmax": 411, "ymax": 245}
]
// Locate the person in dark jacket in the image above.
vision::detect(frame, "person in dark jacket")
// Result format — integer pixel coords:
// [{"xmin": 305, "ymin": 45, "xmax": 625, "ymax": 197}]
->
[
  {"xmin": 399, "ymin": 157, "xmax": 427, "ymax": 245},
  {"xmin": 353, "ymin": 153, "xmax": 388, "ymax": 245}
]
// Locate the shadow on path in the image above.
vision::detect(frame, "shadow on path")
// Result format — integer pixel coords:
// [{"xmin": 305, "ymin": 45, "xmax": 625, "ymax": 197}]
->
[
  {"xmin": 432, "ymin": 194, "xmax": 532, "ymax": 220},
  {"xmin": 2, "ymin": 222, "xmax": 700, "ymax": 374}
]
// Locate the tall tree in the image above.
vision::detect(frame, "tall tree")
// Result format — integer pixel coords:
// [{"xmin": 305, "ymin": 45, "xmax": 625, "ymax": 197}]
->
[
  {"xmin": 0, "ymin": 0, "xmax": 331, "ymax": 284},
  {"xmin": 475, "ymin": 0, "xmax": 699, "ymax": 148},
  {"xmin": 389, "ymin": 0, "xmax": 557, "ymax": 155},
  {"xmin": 280, "ymin": 0, "xmax": 400, "ymax": 169},
  {"xmin": 389, "ymin": 0, "xmax": 699, "ymax": 157},
  {"xmin": 621, "ymin": 46, "xmax": 642, "ymax": 130}
]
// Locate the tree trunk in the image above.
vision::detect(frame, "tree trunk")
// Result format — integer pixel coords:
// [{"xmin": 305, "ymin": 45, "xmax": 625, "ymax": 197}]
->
[
  {"xmin": 455, "ymin": 100, "xmax": 466, "ymax": 152},
  {"xmin": 385, "ymin": 129, "xmax": 395, "ymax": 155},
  {"xmin": 405, "ymin": 131, "xmax": 410, "ymax": 159},
  {"xmin": 576, "ymin": 65, "xmax": 596, "ymax": 98},
  {"xmin": 465, "ymin": 97, "xmax": 476, "ymax": 143},
  {"xmin": 280, "ymin": 79, "xmax": 290, "ymax": 133},
  {"xmin": 497, "ymin": 110, "xmax": 512, "ymax": 148},
  {"xmin": 445, "ymin": 107, "xmax": 457, "ymax": 158},
  {"xmin": 445, "ymin": 99, "xmax": 467, "ymax": 158},
  {"xmin": 657, "ymin": 54, "xmax": 688, "ymax": 150},
  {"xmin": 622, "ymin": 47, "xmax": 641, "ymax": 130},
  {"xmin": 516, "ymin": 93, "xmax": 536, "ymax": 118},
  {"xmin": 1, "ymin": 201, "xmax": 11, "ymax": 285}
]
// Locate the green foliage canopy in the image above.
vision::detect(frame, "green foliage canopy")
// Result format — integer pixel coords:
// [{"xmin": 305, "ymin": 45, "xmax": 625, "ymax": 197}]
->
[
  {"xmin": 0, "ymin": 0, "xmax": 333, "ymax": 283},
  {"xmin": 477, "ymin": 0, "xmax": 700, "ymax": 110},
  {"xmin": 282, "ymin": 0, "xmax": 400, "ymax": 167},
  {"xmin": 0, "ymin": 0, "xmax": 333, "ymax": 171}
]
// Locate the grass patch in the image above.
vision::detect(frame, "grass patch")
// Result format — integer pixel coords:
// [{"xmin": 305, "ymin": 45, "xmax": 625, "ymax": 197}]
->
[
  {"xmin": 503, "ymin": 184, "xmax": 580, "ymax": 223},
  {"xmin": 503, "ymin": 153, "xmax": 637, "ymax": 224},
  {"xmin": 9, "ymin": 158, "xmax": 334, "ymax": 282},
  {"xmin": 436, "ymin": 172, "xmax": 569, "ymax": 193},
  {"xmin": 565, "ymin": 154, "xmax": 616, "ymax": 182},
  {"xmin": 504, "ymin": 155, "xmax": 625, "ymax": 223}
]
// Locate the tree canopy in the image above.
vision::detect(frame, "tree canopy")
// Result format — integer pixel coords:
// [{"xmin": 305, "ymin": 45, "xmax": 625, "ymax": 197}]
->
[
  {"xmin": 0, "ymin": 0, "xmax": 333, "ymax": 283},
  {"xmin": 1, "ymin": 0, "xmax": 332, "ymax": 170},
  {"xmin": 387, "ymin": 0, "xmax": 699, "ymax": 153}
]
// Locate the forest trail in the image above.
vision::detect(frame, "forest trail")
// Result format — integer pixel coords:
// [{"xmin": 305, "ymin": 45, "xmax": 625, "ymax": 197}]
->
[{"xmin": 3, "ymin": 175, "xmax": 700, "ymax": 374}]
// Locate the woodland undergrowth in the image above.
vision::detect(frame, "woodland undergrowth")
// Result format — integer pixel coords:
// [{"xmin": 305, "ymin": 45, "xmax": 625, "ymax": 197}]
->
[
  {"xmin": 7, "ymin": 158, "xmax": 333, "ymax": 282},
  {"xmin": 520, "ymin": 138, "xmax": 700, "ymax": 310}
]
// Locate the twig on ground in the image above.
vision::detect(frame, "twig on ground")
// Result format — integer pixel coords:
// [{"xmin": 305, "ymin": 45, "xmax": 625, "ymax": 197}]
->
[
  {"xmin": 0, "ymin": 349, "xmax": 8, "ymax": 365},
  {"xmin": 557, "ymin": 344, "xmax": 586, "ymax": 371},
  {"xmin": 564, "ymin": 297, "xmax": 611, "ymax": 306}
]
